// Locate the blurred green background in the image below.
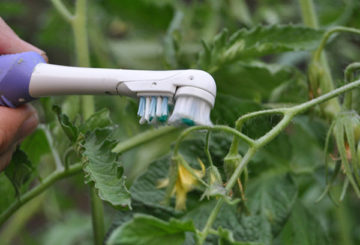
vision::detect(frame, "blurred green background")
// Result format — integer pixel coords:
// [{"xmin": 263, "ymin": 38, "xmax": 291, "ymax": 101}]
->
[{"xmin": 1, "ymin": 0, "xmax": 360, "ymax": 244}]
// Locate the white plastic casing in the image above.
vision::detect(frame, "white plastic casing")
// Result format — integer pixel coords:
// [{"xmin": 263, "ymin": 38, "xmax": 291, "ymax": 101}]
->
[{"xmin": 29, "ymin": 64, "xmax": 216, "ymax": 107}]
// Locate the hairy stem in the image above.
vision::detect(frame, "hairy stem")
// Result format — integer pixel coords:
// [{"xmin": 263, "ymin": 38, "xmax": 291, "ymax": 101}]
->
[
  {"xmin": 198, "ymin": 198, "xmax": 225, "ymax": 244},
  {"xmin": 313, "ymin": 27, "xmax": 360, "ymax": 63},
  {"xmin": 291, "ymin": 79, "xmax": 360, "ymax": 114},
  {"xmin": 299, "ymin": 0, "xmax": 340, "ymax": 116},
  {"xmin": 39, "ymin": 125, "xmax": 64, "ymax": 171},
  {"xmin": 205, "ymin": 131, "xmax": 214, "ymax": 167},
  {"xmin": 72, "ymin": 0, "xmax": 94, "ymax": 120},
  {"xmin": 173, "ymin": 125, "xmax": 255, "ymax": 155},
  {"xmin": 89, "ymin": 187, "xmax": 105, "ymax": 245},
  {"xmin": 51, "ymin": 0, "xmax": 74, "ymax": 22},
  {"xmin": 71, "ymin": 0, "xmax": 104, "ymax": 243},
  {"xmin": 0, "ymin": 163, "xmax": 82, "ymax": 226},
  {"xmin": 112, "ymin": 126, "xmax": 179, "ymax": 153},
  {"xmin": 344, "ymin": 62, "xmax": 360, "ymax": 110}
]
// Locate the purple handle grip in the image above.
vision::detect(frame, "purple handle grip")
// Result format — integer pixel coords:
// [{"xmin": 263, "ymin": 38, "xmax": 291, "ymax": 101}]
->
[{"xmin": 0, "ymin": 51, "xmax": 45, "ymax": 107}]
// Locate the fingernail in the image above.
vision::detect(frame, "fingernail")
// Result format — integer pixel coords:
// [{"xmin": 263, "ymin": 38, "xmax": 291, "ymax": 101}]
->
[
  {"xmin": 19, "ymin": 113, "xmax": 39, "ymax": 138},
  {"xmin": 40, "ymin": 51, "xmax": 49, "ymax": 62}
]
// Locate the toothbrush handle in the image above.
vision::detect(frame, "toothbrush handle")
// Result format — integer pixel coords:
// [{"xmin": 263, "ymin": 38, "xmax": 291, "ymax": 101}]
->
[{"xmin": 0, "ymin": 52, "xmax": 45, "ymax": 107}]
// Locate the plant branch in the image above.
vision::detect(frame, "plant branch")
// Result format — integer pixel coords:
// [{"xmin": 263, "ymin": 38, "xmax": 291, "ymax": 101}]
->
[
  {"xmin": 0, "ymin": 163, "xmax": 82, "ymax": 226},
  {"xmin": 344, "ymin": 62, "xmax": 360, "ymax": 110},
  {"xmin": 72, "ymin": 0, "xmax": 94, "ymax": 120},
  {"xmin": 313, "ymin": 27, "xmax": 360, "ymax": 63},
  {"xmin": 299, "ymin": 0, "xmax": 340, "ymax": 116},
  {"xmin": 112, "ymin": 126, "xmax": 179, "ymax": 153},
  {"xmin": 299, "ymin": 0, "xmax": 318, "ymax": 27},
  {"xmin": 70, "ymin": 0, "xmax": 104, "ymax": 243},
  {"xmin": 39, "ymin": 124, "xmax": 64, "ymax": 171},
  {"xmin": 291, "ymin": 79, "xmax": 360, "ymax": 114},
  {"xmin": 51, "ymin": 0, "xmax": 74, "ymax": 23},
  {"xmin": 89, "ymin": 186, "xmax": 105, "ymax": 245},
  {"xmin": 198, "ymin": 198, "xmax": 225, "ymax": 244},
  {"xmin": 235, "ymin": 108, "xmax": 287, "ymax": 130},
  {"xmin": 173, "ymin": 125, "xmax": 255, "ymax": 155},
  {"xmin": 205, "ymin": 131, "xmax": 214, "ymax": 167}
]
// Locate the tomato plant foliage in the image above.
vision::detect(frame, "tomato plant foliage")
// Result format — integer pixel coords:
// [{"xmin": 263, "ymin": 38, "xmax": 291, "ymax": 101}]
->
[{"xmin": 1, "ymin": 0, "xmax": 360, "ymax": 245}]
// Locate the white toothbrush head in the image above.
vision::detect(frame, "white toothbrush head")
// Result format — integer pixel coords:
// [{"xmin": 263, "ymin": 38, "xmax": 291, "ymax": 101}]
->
[{"xmin": 127, "ymin": 69, "xmax": 216, "ymax": 126}]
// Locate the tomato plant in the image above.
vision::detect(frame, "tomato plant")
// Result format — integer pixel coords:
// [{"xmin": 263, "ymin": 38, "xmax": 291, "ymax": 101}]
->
[{"xmin": 1, "ymin": 0, "xmax": 360, "ymax": 244}]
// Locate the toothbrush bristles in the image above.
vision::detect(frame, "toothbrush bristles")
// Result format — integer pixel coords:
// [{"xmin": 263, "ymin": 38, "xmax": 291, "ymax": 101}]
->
[
  {"xmin": 138, "ymin": 96, "xmax": 169, "ymax": 124},
  {"xmin": 137, "ymin": 97, "xmax": 145, "ymax": 118},
  {"xmin": 149, "ymin": 96, "xmax": 156, "ymax": 121}
]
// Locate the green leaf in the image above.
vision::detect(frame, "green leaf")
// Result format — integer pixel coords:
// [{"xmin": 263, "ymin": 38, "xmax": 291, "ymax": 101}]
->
[
  {"xmin": 80, "ymin": 108, "xmax": 113, "ymax": 133},
  {"xmin": 5, "ymin": 148, "xmax": 34, "ymax": 196},
  {"xmin": 274, "ymin": 202, "xmax": 329, "ymax": 245},
  {"xmin": 53, "ymin": 105, "xmax": 79, "ymax": 142},
  {"xmin": 198, "ymin": 25, "xmax": 324, "ymax": 72},
  {"xmin": 82, "ymin": 129, "xmax": 131, "ymax": 208},
  {"xmin": 106, "ymin": 214, "xmax": 195, "ymax": 245},
  {"xmin": 62, "ymin": 96, "xmax": 81, "ymax": 121},
  {"xmin": 0, "ymin": 173, "xmax": 15, "ymax": 213},
  {"xmin": 183, "ymin": 200, "xmax": 269, "ymax": 244},
  {"xmin": 21, "ymin": 128, "xmax": 50, "ymax": 166},
  {"xmin": 246, "ymin": 173, "xmax": 298, "ymax": 237},
  {"xmin": 163, "ymin": 10, "xmax": 184, "ymax": 68},
  {"xmin": 182, "ymin": 173, "xmax": 297, "ymax": 245},
  {"xmin": 130, "ymin": 156, "xmax": 174, "ymax": 211},
  {"xmin": 217, "ymin": 227, "xmax": 262, "ymax": 245},
  {"xmin": 211, "ymin": 94, "xmax": 262, "ymax": 126},
  {"xmin": 215, "ymin": 62, "xmax": 306, "ymax": 102}
]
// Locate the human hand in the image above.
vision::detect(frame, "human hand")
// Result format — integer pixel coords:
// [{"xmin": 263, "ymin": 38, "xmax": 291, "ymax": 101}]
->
[{"xmin": 0, "ymin": 17, "xmax": 47, "ymax": 171}]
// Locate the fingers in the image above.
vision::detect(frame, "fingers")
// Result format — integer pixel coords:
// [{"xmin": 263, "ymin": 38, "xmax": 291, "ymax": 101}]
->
[
  {"xmin": 0, "ymin": 18, "xmax": 43, "ymax": 171},
  {"xmin": 0, "ymin": 105, "xmax": 38, "ymax": 154},
  {"xmin": 0, "ymin": 17, "xmax": 48, "ymax": 61}
]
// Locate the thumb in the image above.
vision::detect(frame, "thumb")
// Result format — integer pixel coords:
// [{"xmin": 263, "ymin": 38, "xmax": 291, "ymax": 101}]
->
[
  {"xmin": 0, "ymin": 105, "xmax": 39, "ymax": 154},
  {"xmin": 0, "ymin": 17, "xmax": 48, "ymax": 61}
]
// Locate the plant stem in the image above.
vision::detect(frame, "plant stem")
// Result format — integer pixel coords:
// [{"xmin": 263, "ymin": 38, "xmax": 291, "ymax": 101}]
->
[
  {"xmin": 51, "ymin": 0, "xmax": 74, "ymax": 23},
  {"xmin": 72, "ymin": 0, "xmax": 94, "ymax": 120},
  {"xmin": 204, "ymin": 131, "xmax": 214, "ymax": 167},
  {"xmin": 71, "ymin": 0, "xmax": 104, "ymax": 243},
  {"xmin": 235, "ymin": 108, "xmax": 286, "ymax": 129},
  {"xmin": 224, "ymin": 148, "xmax": 257, "ymax": 192},
  {"xmin": 112, "ymin": 126, "xmax": 179, "ymax": 153},
  {"xmin": 198, "ymin": 198, "xmax": 225, "ymax": 244},
  {"xmin": 39, "ymin": 125, "xmax": 64, "ymax": 171},
  {"xmin": 299, "ymin": 0, "xmax": 340, "ymax": 116},
  {"xmin": 344, "ymin": 62, "xmax": 360, "ymax": 110},
  {"xmin": 313, "ymin": 27, "xmax": 360, "ymax": 63},
  {"xmin": 299, "ymin": 0, "xmax": 318, "ymax": 27},
  {"xmin": 0, "ymin": 163, "xmax": 82, "ymax": 226},
  {"xmin": 173, "ymin": 125, "xmax": 255, "ymax": 155},
  {"xmin": 89, "ymin": 187, "xmax": 105, "ymax": 245},
  {"xmin": 291, "ymin": 79, "xmax": 360, "ymax": 114}
]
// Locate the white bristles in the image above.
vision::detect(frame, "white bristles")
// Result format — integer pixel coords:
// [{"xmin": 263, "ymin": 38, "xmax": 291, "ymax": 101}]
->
[
  {"xmin": 156, "ymin": 97, "xmax": 162, "ymax": 117},
  {"xmin": 144, "ymin": 97, "xmax": 150, "ymax": 122},
  {"xmin": 138, "ymin": 95, "xmax": 212, "ymax": 126},
  {"xmin": 138, "ymin": 96, "xmax": 169, "ymax": 124},
  {"xmin": 168, "ymin": 95, "xmax": 212, "ymax": 126}
]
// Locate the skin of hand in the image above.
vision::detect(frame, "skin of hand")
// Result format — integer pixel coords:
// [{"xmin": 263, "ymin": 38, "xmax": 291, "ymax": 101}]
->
[{"xmin": 0, "ymin": 17, "xmax": 48, "ymax": 171}]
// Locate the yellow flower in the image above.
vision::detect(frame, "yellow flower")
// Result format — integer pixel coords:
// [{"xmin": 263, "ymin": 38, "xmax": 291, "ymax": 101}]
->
[{"xmin": 157, "ymin": 155, "xmax": 205, "ymax": 210}]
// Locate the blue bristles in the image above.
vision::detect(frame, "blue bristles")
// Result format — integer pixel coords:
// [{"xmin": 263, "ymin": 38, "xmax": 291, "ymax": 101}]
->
[
  {"xmin": 149, "ymin": 96, "xmax": 156, "ymax": 121},
  {"xmin": 159, "ymin": 97, "xmax": 168, "ymax": 122},
  {"xmin": 138, "ymin": 96, "xmax": 169, "ymax": 124},
  {"xmin": 137, "ymin": 96, "xmax": 145, "ymax": 117}
]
